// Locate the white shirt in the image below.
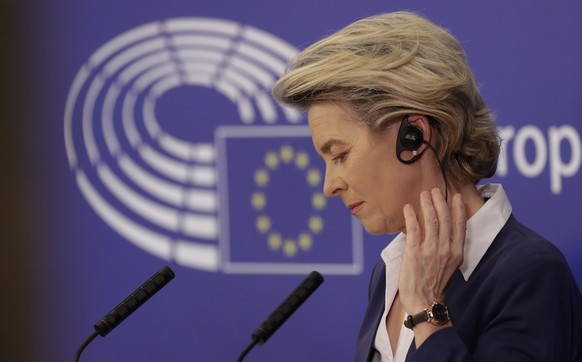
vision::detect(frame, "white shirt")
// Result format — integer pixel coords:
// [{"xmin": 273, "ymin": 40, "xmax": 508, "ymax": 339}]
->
[{"xmin": 372, "ymin": 184, "xmax": 512, "ymax": 362}]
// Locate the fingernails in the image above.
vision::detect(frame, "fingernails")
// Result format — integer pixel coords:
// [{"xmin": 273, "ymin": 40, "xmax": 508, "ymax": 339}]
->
[{"xmin": 430, "ymin": 188, "xmax": 445, "ymax": 199}]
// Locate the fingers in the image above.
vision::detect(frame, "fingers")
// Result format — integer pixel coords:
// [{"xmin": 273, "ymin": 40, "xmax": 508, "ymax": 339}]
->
[
  {"xmin": 430, "ymin": 188, "xmax": 451, "ymax": 250},
  {"xmin": 400, "ymin": 188, "xmax": 467, "ymax": 314},
  {"xmin": 451, "ymin": 193, "xmax": 466, "ymax": 266},
  {"xmin": 403, "ymin": 203, "xmax": 421, "ymax": 248},
  {"xmin": 405, "ymin": 188, "xmax": 466, "ymax": 253},
  {"xmin": 410, "ymin": 189, "xmax": 466, "ymax": 263},
  {"xmin": 420, "ymin": 190, "xmax": 438, "ymax": 249},
  {"xmin": 417, "ymin": 188, "xmax": 450, "ymax": 247},
  {"xmin": 428, "ymin": 189, "xmax": 466, "ymax": 268}
]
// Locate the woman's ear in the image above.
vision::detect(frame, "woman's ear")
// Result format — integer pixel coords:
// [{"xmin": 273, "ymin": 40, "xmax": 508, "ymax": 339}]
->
[
  {"xmin": 395, "ymin": 114, "xmax": 434, "ymax": 164},
  {"xmin": 407, "ymin": 114, "xmax": 432, "ymax": 144}
]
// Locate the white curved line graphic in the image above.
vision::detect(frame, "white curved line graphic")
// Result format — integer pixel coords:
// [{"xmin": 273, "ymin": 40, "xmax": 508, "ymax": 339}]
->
[
  {"xmin": 118, "ymin": 51, "xmax": 172, "ymax": 86},
  {"xmin": 174, "ymin": 240, "xmax": 219, "ymax": 271},
  {"xmin": 184, "ymin": 188, "xmax": 216, "ymax": 211},
  {"xmin": 220, "ymin": 68, "xmax": 258, "ymax": 95},
  {"xmin": 98, "ymin": 164, "xmax": 181, "ymax": 230},
  {"xmin": 170, "ymin": 35, "xmax": 233, "ymax": 51},
  {"xmin": 235, "ymin": 42, "xmax": 288, "ymax": 75},
  {"xmin": 89, "ymin": 23, "xmax": 161, "ymax": 67},
  {"xmin": 184, "ymin": 73, "xmax": 213, "ymax": 86},
  {"xmin": 121, "ymin": 90, "xmax": 141, "ymax": 148},
  {"xmin": 214, "ymin": 79, "xmax": 243, "ymax": 102},
  {"xmin": 133, "ymin": 63, "xmax": 177, "ymax": 93},
  {"xmin": 103, "ymin": 38, "xmax": 168, "ymax": 77},
  {"xmin": 148, "ymin": 74, "xmax": 182, "ymax": 99},
  {"xmin": 157, "ymin": 132, "xmax": 216, "ymax": 163},
  {"xmin": 138, "ymin": 144, "xmax": 216, "ymax": 186},
  {"xmin": 175, "ymin": 49, "xmax": 225, "ymax": 63},
  {"xmin": 118, "ymin": 154, "xmax": 217, "ymax": 212},
  {"xmin": 241, "ymin": 26, "xmax": 297, "ymax": 60},
  {"xmin": 181, "ymin": 62, "xmax": 219, "ymax": 76},
  {"xmin": 255, "ymin": 93, "xmax": 278, "ymax": 123},
  {"xmin": 165, "ymin": 17, "xmax": 239, "ymax": 36},
  {"xmin": 64, "ymin": 65, "xmax": 90, "ymax": 168},
  {"xmin": 77, "ymin": 170, "xmax": 173, "ymax": 259},
  {"xmin": 102, "ymin": 82, "xmax": 122, "ymax": 155},
  {"xmin": 143, "ymin": 94, "xmax": 162, "ymax": 139},
  {"xmin": 229, "ymin": 55, "xmax": 275, "ymax": 88},
  {"xmin": 65, "ymin": 17, "xmax": 302, "ymax": 272},
  {"xmin": 98, "ymin": 163, "xmax": 217, "ymax": 239},
  {"xmin": 82, "ymin": 75, "xmax": 106, "ymax": 164}
]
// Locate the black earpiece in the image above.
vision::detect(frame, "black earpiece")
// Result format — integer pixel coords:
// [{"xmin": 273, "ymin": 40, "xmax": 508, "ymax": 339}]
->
[
  {"xmin": 395, "ymin": 115, "xmax": 449, "ymax": 200},
  {"xmin": 396, "ymin": 115, "xmax": 425, "ymax": 164}
]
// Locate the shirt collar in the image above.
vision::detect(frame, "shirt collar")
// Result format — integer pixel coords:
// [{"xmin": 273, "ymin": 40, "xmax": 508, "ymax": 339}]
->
[
  {"xmin": 460, "ymin": 183, "xmax": 512, "ymax": 280},
  {"xmin": 380, "ymin": 183, "xmax": 512, "ymax": 281},
  {"xmin": 380, "ymin": 233, "xmax": 406, "ymax": 264}
]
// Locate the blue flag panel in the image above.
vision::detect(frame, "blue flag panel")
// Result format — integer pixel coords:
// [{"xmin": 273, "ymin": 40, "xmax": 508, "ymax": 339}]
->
[{"xmin": 216, "ymin": 126, "xmax": 363, "ymax": 274}]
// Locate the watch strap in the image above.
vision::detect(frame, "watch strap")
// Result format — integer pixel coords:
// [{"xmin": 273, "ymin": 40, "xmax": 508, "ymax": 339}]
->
[{"xmin": 403, "ymin": 309, "xmax": 429, "ymax": 329}]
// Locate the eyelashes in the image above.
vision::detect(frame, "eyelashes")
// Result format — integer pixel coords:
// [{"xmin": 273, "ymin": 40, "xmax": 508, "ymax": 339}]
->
[{"xmin": 332, "ymin": 151, "xmax": 348, "ymax": 164}]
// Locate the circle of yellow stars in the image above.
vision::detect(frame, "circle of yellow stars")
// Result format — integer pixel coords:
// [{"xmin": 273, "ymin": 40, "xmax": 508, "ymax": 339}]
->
[{"xmin": 251, "ymin": 144, "xmax": 326, "ymax": 257}]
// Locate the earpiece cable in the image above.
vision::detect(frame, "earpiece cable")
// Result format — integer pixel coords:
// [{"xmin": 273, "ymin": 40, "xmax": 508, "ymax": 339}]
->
[{"xmin": 423, "ymin": 141, "xmax": 448, "ymax": 202}]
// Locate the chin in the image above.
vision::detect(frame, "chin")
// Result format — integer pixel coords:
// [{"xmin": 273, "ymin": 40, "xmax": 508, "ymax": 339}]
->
[
  {"xmin": 361, "ymin": 219, "xmax": 400, "ymax": 236},
  {"xmin": 362, "ymin": 222, "xmax": 387, "ymax": 236}
]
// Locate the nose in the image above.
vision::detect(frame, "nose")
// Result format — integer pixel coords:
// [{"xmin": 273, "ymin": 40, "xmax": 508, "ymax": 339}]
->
[{"xmin": 323, "ymin": 166, "xmax": 346, "ymax": 197}]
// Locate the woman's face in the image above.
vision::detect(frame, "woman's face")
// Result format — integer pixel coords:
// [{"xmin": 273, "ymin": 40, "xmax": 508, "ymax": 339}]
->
[{"xmin": 308, "ymin": 101, "xmax": 422, "ymax": 235}]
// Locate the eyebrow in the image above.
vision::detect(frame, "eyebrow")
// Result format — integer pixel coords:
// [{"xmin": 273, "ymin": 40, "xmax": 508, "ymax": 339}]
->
[{"xmin": 319, "ymin": 138, "xmax": 348, "ymax": 154}]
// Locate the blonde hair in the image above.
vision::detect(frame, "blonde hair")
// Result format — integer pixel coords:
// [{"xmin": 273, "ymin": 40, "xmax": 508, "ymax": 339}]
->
[{"xmin": 273, "ymin": 11, "xmax": 500, "ymax": 187}]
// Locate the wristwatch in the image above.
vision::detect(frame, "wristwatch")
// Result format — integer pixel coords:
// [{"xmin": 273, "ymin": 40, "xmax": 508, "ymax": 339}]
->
[{"xmin": 403, "ymin": 302, "xmax": 450, "ymax": 329}]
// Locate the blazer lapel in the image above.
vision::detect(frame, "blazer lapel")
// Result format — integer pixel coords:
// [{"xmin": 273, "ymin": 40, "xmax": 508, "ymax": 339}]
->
[{"xmin": 356, "ymin": 261, "xmax": 387, "ymax": 362}]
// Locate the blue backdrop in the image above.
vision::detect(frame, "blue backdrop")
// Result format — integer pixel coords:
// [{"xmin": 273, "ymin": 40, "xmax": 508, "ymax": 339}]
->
[{"xmin": 2, "ymin": 1, "xmax": 581, "ymax": 361}]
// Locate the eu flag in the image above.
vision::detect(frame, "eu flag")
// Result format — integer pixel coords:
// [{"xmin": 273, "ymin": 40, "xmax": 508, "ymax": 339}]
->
[{"xmin": 215, "ymin": 126, "xmax": 363, "ymax": 274}]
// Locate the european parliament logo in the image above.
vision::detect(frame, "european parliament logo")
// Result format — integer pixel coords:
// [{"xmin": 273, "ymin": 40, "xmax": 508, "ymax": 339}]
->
[{"xmin": 63, "ymin": 17, "xmax": 363, "ymax": 274}]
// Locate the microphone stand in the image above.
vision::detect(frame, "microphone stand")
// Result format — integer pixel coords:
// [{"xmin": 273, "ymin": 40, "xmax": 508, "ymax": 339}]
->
[
  {"xmin": 237, "ymin": 339, "xmax": 258, "ymax": 362},
  {"xmin": 74, "ymin": 330, "xmax": 98, "ymax": 362},
  {"xmin": 237, "ymin": 271, "xmax": 324, "ymax": 361}
]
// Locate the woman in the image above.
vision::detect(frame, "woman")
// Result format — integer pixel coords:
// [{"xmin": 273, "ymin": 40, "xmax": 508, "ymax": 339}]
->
[{"xmin": 273, "ymin": 11, "xmax": 582, "ymax": 362}]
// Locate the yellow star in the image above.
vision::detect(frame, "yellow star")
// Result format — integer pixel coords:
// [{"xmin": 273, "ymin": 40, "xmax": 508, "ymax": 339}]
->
[
  {"xmin": 280, "ymin": 145, "xmax": 294, "ymax": 163},
  {"xmin": 251, "ymin": 192, "xmax": 266, "ymax": 210},
  {"xmin": 295, "ymin": 152, "xmax": 310, "ymax": 169},
  {"xmin": 308, "ymin": 216, "xmax": 324, "ymax": 234},
  {"xmin": 256, "ymin": 215, "xmax": 271, "ymax": 234},
  {"xmin": 311, "ymin": 193, "xmax": 326, "ymax": 210},
  {"xmin": 283, "ymin": 239, "xmax": 298, "ymax": 257},
  {"xmin": 254, "ymin": 169, "xmax": 269, "ymax": 187},
  {"xmin": 307, "ymin": 168, "xmax": 322, "ymax": 187},
  {"xmin": 265, "ymin": 151, "xmax": 279, "ymax": 169},
  {"xmin": 268, "ymin": 233, "xmax": 282, "ymax": 250},
  {"xmin": 298, "ymin": 233, "xmax": 313, "ymax": 251}
]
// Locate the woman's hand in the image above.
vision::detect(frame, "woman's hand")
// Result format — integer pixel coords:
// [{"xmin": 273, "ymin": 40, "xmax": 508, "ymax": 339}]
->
[{"xmin": 398, "ymin": 188, "xmax": 466, "ymax": 345}]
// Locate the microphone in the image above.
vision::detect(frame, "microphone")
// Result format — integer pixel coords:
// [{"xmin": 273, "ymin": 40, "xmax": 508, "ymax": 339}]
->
[
  {"xmin": 238, "ymin": 270, "xmax": 324, "ymax": 362},
  {"xmin": 74, "ymin": 265, "xmax": 175, "ymax": 362}
]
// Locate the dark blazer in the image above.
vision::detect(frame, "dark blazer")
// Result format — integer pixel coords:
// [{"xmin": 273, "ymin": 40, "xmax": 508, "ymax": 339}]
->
[{"xmin": 356, "ymin": 215, "xmax": 582, "ymax": 361}]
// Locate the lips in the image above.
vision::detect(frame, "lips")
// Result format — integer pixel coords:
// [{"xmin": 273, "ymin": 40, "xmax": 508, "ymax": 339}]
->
[{"xmin": 347, "ymin": 201, "xmax": 364, "ymax": 215}]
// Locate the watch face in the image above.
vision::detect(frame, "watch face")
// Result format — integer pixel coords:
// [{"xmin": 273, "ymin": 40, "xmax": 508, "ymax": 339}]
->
[{"xmin": 431, "ymin": 303, "xmax": 449, "ymax": 324}]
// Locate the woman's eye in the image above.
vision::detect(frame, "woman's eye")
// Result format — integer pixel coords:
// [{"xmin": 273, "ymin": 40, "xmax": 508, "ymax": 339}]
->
[{"xmin": 332, "ymin": 152, "xmax": 348, "ymax": 163}]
